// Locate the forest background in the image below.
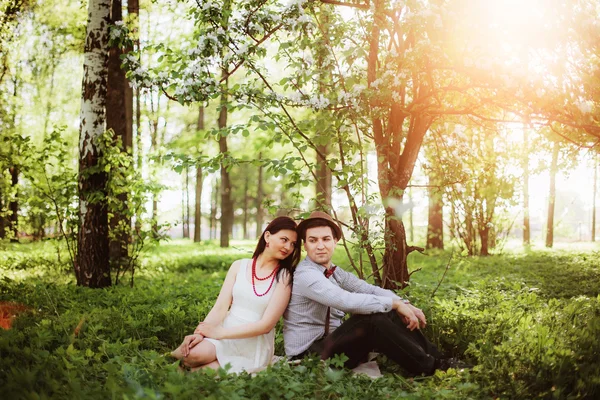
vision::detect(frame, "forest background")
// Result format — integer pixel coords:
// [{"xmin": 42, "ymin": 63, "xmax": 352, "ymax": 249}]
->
[{"xmin": 1, "ymin": 0, "xmax": 599, "ymax": 399}]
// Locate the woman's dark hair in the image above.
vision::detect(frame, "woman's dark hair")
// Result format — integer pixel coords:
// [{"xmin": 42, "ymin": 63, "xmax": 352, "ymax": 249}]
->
[{"xmin": 252, "ymin": 216, "xmax": 300, "ymax": 285}]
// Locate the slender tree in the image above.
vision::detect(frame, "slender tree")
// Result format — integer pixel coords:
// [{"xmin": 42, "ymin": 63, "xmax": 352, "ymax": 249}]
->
[
  {"xmin": 181, "ymin": 166, "xmax": 189, "ymax": 238},
  {"xmin": 242, "ymin": 168, "xmax": 249, "ymax": 239},
  {"xmin": 210, "ymin": 176, "xmax": 219, "ymax": 240},
  {"xmin": 546, "ymin": 140, "xmax": 561, "ymax": 248},
  {"xmin": 592, "ymin": 152, "xmax": 597, "ymax": 242},
  {"xmin": 426, "ymin": 182, "xmax": 444, "ymax": 250},
  {"xmin": 107, "ymin": 0, "xmax": 131, "ymax": 267},
  {"xmin": 194, "ymin": 105, "xmax": 204, "ymax": 242},
  {"xmin": 8, "ymin": 166, "xmax": 18, "ymax": 241},
  {"xmin": 314, "ymin": 6, "xmax": 332, "ymax": 210},
  {"xmin": 217, "ymin": 0, "xmax": 234, "ymax": 247},
  {"xmin": 218, "ymin": 75, "xmax": 233, "ymax": 247},
  {"xmin": 76, "ymin": 0, "xmax": 111, "ymax": 288},
  {"xmin": 256, "ymin": 152, "xmax": 264, "ymax": 238},
  {"xmin": 523, "ymin": 124, "xmax": 531, "ymax": 246}
]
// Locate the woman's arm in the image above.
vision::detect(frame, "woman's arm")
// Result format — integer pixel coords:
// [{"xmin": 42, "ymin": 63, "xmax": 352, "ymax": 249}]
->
[
  {"xmin": 196, "ymin": 260, "xmax": 239, "ymax": 328},
  {"xmin": 196, "ymin": 272, "xmax": 292, "ymax": 340}
]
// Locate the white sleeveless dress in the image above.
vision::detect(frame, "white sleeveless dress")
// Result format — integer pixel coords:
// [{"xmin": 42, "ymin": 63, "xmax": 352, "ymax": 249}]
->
[{"xmin": 205, "ymin": 259, "xmax": 277, "ymax": 373}]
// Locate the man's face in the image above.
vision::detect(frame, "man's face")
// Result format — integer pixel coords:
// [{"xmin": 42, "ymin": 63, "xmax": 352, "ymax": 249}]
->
[{"xmin": 304, "ymin": 225, "xmax": 337, "ymax": 267}]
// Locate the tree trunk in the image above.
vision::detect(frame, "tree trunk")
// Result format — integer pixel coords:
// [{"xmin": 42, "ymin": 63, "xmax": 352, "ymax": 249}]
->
[
  {"xmin": 149, "ymin": 93, "xmax": 161, "ymax": 237},
  {"xmin": 107, "ymin": 0, "xmax": 131, "ymax": 268},
  {"xmin": 408, "ymin": 187, "xmax": 414, "ymax": 243},
  {"xmin": 523, "ymin": 125, "xmax": 531, "ymax": 246},
  {"xmin": 42, "ymin": 59, "xmax": 58, "ymax": 137},
  {"xmin": 367, "ymin": 1, "xmax": 431, "ymax": 289},
  {"xmin": 593, "ymin": 153, "xmax": 597, "ymax": 242},
  {"xmin": 129, "ymin": 0, "xmax": 141, "ymax": 234},
  {"xmin": 243, "ymin": 170, "xmax": 249, "ymax": 239},
  {"xmin": 8, "ymin": 166, "xmax": 18, "ymax": 242},
  {"xmin": 315, "ymin": 6, "xmax": 332, "ymax": 210},
  {"xmin": 218, "ymin": 74, "xmax": 233, "ymax": 247},
  {"xmin": 315, "ymin": 144, "xmax": 332, "ymax": 210},
  {"xmin": 465, "ymin": 206, "xmax": 476, "ymax": 255},
  {"xmin": 426, "ymin": 179, "xmax": 444, "ymax": 250},
  {"xmin": 76, "ymin": 0, "xmax": 111, "ymax": 288},
  {"xmin": 382, "ymin": 212, "xmax": 409, "ymax": 289},
  {"xmin": 256, "ymin": 152, "xmax": 264, "ymax": 238},
  {"xmin": 184, "ymin": 167, "xmax": 190, "ymax": 238},
  {"xmin": 194, "ymin": 106, "xmax": 204, "ymax": 243},
  {"xmin": 210, "ymin": 177, "xmax": 219, "ymax": 240},
  {"xmin": 125, "ymin": 0, "xmax": 137, "ymax": 149},
  {"xmin": 479, "ymin": 225, "xmax": 490, "ymax": 256},
  {"xmin": 0, "ymin": 194, "xmax": 5, "ymax": 239},
  {"xmin": 546, "ymin": 140, "xmax": 560, "ymax": 248}
]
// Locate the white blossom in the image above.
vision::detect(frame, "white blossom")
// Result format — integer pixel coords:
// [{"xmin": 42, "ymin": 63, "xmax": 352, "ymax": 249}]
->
[
  {"xmin": 352, "ymin": 84, "xmax": 366, "ymax": 95},
  {"xmin": 309, "ymin": 94, "xmax": 329, "ymax": 110},
  {"xmin": 288, "ymin": 92, "xmax": 303, "ymax": 103}
]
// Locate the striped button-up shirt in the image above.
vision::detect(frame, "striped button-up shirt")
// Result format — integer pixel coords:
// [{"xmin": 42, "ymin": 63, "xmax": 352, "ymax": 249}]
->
[{"xmin": 283, "ymin": 256, "xmax": 402, "ymax": 357}]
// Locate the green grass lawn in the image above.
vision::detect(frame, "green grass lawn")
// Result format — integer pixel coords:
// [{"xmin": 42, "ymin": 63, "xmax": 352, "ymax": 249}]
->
[{"xmin": 1, "ymin": 240, "xmax": 599, "ymax": 399}]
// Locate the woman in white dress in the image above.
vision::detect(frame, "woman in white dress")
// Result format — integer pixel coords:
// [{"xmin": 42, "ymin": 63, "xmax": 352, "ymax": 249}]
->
[{"xmin": 171, "ymin": 216, "xmax": 300, "ymax": 373}]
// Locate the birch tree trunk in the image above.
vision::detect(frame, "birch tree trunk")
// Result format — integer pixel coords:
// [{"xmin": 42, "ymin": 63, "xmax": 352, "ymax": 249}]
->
[{"xmin": 76, "ymin": 0, "xmax": 111, "ymax": 288}]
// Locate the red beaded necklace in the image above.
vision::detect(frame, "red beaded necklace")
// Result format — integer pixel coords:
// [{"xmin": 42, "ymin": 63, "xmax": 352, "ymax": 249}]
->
[{"xmin": 251, "ymin": 257, "xmax": 279, "ymax": 297}]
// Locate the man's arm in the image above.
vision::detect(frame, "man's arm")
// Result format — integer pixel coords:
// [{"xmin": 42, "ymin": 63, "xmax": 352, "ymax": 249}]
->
[
  {"xmin": 336, "ymin": 268, "xmax": 427, "ymax": 327},
  {"xmin": 336, "ymin": 268, "xmax": 402, "ymax": 300},
  {"xmin": 295, "ymin": 268, "xmax": 395, "ymax": 314}
]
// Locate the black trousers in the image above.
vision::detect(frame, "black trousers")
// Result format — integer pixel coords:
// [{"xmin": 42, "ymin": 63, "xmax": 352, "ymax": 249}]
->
[{"xmin": 306, "ymin": 310, "xmax": 442, "ymax": 375}]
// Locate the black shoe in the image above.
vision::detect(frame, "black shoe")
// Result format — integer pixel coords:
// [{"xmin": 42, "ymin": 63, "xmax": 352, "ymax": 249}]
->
[{"xmin": 434, "ymin": 357, "xmax": 473, "ymax": 371}]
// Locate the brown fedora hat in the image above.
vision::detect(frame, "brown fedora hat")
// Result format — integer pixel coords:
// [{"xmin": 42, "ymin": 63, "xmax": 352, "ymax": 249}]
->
[{"xmin": 297, "ymin": 211, "xmax": 342, "ymax": 241}]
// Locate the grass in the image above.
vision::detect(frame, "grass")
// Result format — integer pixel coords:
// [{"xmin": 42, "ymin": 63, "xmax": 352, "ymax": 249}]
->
[{"xmin": 0, "ymin": 239, "xmax": 599, "ymax": 399}]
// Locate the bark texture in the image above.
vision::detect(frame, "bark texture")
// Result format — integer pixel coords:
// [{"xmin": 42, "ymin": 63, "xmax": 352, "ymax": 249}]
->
[
  {"xmin": 256, "ymin": 152, "xmax": 264, "ymax": 238},
  {"xmin": 76, "ymin": 0, "xmax": 111, "ymax": 288},
  {"xmin": 107, "ymin": 0, "xmax": 131, "ymax": 267},
  {"xmin": 218, "ymin": 73, "xmax": 233, "ymax": 247},
  {"xmin": 194, "ymin": 106, "xmax": 204, "ymax": 242},
  {"xmin": 426, "ymin": 179, "xmax": 444, "ymax": 250}
]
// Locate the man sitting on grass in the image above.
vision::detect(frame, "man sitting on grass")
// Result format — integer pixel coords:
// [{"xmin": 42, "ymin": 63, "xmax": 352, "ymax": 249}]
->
[{"xmin": 283, "ymin": 211, "xmax": 468, "ymax": 375}]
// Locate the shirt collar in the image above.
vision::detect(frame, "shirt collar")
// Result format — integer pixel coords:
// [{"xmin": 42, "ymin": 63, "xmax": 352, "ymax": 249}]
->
[{"xmin": 305, "ymin": 256, "xmax": 336, "ymax": 275}]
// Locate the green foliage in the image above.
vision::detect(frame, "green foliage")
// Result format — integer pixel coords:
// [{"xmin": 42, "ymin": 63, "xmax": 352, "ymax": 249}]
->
[
  {"xmin": 97, "ymin": 129, "xmax": 169, "ymax": 284},
  {"xmin": 1, "ymin": 243, "xmax": 599, "ymax": 399}
]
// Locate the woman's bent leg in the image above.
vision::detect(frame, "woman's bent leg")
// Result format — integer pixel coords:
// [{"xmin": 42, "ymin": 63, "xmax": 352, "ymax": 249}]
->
[
  {"xmin": 181, "ymin": 340, "xmax": 218, "ymax": 368},
  {"xmin": 171, "ymin": 341, "xmax": 186, "ymax": 359},
  {"xmin": 190, "ymin": 360, "xmax": 220, "ymax": 372}
]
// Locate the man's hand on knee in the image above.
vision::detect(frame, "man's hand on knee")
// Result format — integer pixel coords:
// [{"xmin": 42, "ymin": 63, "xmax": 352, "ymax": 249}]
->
[
  {"xmin": 408, "ymin": 304, "xmax": 427, "ymax": 328},
  {"xmin": 392, "ymin": 300, "xmax": 419, "ymax": 331}
]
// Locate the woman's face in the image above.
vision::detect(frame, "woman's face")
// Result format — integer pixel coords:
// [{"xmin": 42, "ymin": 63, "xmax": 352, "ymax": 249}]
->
[{"xmin": 265, "ymin": 229, "xmax": 298, "ymax": 260}]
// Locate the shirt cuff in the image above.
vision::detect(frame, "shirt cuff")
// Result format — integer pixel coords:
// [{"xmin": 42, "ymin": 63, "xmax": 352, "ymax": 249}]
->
[{"xmin": 382, "ymin": 297, "xmax": 394, "ymax": 312}]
